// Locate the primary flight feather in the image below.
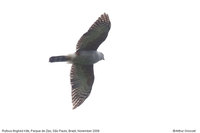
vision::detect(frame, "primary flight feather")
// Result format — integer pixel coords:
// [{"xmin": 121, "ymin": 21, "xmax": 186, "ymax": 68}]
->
[{"xmin": 49, "ymin": 13, "xmax": 111, "ymax": 109}]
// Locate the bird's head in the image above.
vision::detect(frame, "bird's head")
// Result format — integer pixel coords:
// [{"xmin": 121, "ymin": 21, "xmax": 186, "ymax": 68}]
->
[{"xmin": 97, "ymin": 52, "xmax": 104, "ymax": 61}]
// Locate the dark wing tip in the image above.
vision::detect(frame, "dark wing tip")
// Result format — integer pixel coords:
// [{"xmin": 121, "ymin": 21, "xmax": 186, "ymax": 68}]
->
[
  {"xmin": 72, "ymin": 98, "xmax": 85, "ymax": 109},
  {"xmin": 89, "ymin": 13, "xmax": 111, "ymax": 30}
]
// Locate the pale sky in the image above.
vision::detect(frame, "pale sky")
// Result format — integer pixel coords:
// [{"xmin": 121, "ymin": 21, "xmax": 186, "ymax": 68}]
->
[{"xmin": 0, "ymin": 0, "xmax": 200, "ymax": 133}]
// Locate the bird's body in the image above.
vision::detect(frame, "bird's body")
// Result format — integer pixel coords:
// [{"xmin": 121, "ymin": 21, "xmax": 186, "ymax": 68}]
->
[
  {"xmin": 49, "ymin": 13, "xmax": 111, "ymax": 109},
  {"xmin": 72, "ymin": 51, "xmax": 104, "ymax": 65}
]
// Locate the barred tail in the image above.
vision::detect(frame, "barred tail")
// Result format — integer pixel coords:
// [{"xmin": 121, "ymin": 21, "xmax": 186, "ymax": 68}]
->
[{"xmin": 49, "ymin": 56, "xmax": 69, "ymax": 63}]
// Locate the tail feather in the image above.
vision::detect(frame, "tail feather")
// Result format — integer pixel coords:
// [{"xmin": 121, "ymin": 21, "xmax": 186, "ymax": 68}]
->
[{"xmin": 49, "ymin": 56, "xmax": 69, "ymax": 62}]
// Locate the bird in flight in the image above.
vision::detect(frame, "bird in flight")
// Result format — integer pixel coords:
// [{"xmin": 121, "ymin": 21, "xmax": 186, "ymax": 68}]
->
[{"xmin": 49, "ymin": 13, "xmax": 111, "ymax": 109}]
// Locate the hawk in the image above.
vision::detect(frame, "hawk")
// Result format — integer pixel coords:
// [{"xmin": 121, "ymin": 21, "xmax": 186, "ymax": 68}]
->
[{"xmin": 49, "ymin": 13, "xmax": 111, "ymax": 109}]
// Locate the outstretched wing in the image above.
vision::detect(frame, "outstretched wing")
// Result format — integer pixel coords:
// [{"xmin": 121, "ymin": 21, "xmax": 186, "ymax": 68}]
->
[
  {"xmin": 70, "ymin": 64, "xmax": 94, "ymax": 109},
  {"xmin": 76, "ymin": 13, "xmax": 111, "ymax": 52}
]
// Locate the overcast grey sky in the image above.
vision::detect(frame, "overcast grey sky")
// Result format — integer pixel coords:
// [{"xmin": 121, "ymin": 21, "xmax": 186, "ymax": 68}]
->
[{"xmin": 0, "ymin": 0, "xmax": 200, "ymax": 132}]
